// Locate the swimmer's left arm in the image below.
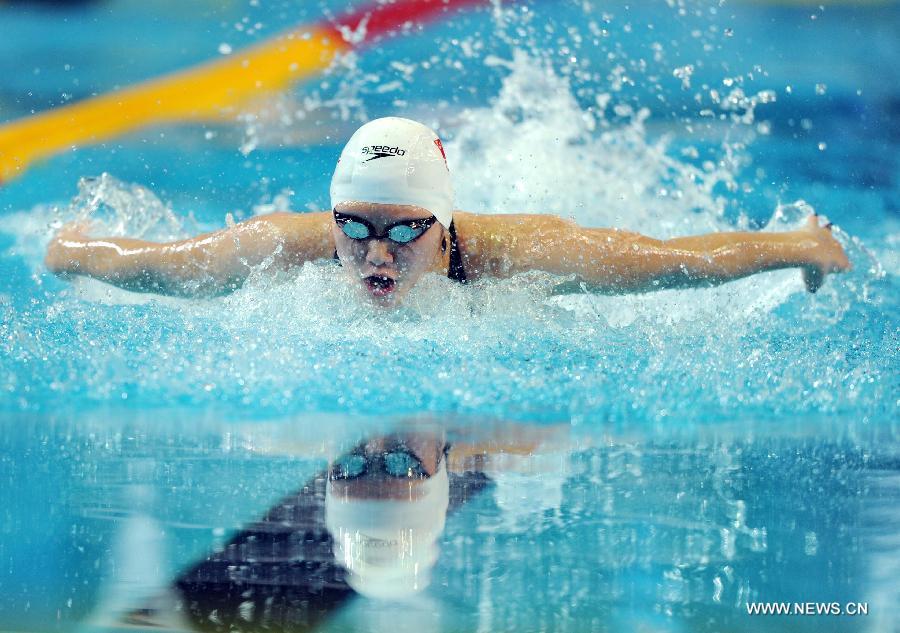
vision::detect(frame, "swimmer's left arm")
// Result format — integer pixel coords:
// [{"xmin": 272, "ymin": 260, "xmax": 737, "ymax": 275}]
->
[{"xmin": 469, "ymin": 213, "xmax": 850, "ymax": 293}]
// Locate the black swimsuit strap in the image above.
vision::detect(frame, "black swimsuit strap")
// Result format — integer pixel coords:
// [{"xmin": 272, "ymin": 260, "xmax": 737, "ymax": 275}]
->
[
  {"xmin": 332, "ymin": 220, "xmax": 467, "ymax": 284},
  {"xmin": 447, "ymin": 220, "xmax": 467, "ymax": 284}
]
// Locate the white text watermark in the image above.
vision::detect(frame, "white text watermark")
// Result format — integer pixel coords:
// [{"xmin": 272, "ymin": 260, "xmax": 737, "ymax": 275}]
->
[{"xmin": 746, "ymin": 602, "xmax": 868, "ymax": 616}]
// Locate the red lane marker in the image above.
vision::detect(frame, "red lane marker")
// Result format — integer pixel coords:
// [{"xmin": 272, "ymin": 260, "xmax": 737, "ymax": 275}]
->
[{"xmin": 328, "ymin": 0, "xmax": 493, "ymax": 46}]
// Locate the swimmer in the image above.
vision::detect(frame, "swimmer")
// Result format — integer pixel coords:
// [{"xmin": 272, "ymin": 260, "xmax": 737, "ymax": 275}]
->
[{"xmin": 44, "ymin": 117, "xmax": 851, "ymax": 307}]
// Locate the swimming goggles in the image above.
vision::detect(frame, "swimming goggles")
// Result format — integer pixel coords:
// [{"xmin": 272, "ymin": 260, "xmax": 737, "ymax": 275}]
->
[
  {"xmin": 333, "ymin": 210, "xmax": 437, "ymax": 244},
  {"xmin": 329, "ymin": 443, "xmax": 434, "ymax": 481}
]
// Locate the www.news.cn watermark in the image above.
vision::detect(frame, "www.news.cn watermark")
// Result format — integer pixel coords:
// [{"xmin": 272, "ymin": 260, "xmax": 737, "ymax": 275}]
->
[{"xmin": 746, "ymin": 602, "xmax": 869, "ymax": 616}]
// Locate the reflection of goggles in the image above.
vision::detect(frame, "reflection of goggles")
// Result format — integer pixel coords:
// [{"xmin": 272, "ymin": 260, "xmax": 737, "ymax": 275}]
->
[
  {"xmin": 329, "ymin": 442, "xmax": 443, "ymax": 481},
  {"xmin": 333, "ymin": 209, "xmax": 437, "ymax": 244}
]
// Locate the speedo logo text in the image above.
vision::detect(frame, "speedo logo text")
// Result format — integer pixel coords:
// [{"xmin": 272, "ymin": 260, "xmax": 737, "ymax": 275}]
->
[{"xmin": 361, "ymin": 145, "xmax": 407, "ymax": 161}]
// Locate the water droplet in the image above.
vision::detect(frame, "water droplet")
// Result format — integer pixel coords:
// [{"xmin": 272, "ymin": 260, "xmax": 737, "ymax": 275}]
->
[
  {"xmin": 673, "ymin": 64, "xmax": 694, "ymax": 89},
  {"xmin": 804, "ymin": 531, "xmax": 819, "ymax": 556}
]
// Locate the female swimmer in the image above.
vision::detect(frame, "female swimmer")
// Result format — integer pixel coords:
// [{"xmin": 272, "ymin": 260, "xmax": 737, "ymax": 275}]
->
[{"xmin": 45, "ymin": 117, "xmax": 850, "ymax": 307}]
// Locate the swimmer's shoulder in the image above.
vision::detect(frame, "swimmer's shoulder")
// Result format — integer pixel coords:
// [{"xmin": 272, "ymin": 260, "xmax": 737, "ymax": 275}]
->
[
  {"xmin": 260, "ymin": 211, "xmax": 335, "ymax": 264},
  {"xmin": 454, "ymin": 211, "xmax": 580, "ymax": 239},
  {"xmin": 452, "ymin": 211, "xmax": 581, "ymax": 278}
]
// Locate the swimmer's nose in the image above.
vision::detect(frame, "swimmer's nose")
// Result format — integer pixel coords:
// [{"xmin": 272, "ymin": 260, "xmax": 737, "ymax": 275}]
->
[{"xmin": 365, "ymin": 239, "xmax": 395, "ymax": 267}]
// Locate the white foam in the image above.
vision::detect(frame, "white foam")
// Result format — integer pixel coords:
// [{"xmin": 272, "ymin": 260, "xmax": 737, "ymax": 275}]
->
[{"xmin": 448, "ymin": 50, "xmax": 735, "ymax": 237}]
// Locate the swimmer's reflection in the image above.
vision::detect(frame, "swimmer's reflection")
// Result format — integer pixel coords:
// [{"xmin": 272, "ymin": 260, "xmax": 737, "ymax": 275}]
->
[
  {"xmin": 325, "ymin": 434, "xmax": 451, "ymax": 599},
  {"xmin": 164, "ymin": 424, "xmax": 552, "ymax": 631}
]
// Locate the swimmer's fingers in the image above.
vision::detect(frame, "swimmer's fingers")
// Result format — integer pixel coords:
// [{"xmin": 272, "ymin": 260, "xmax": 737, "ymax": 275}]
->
[
  {"xmin": 823, "ymin": 225, "xmax": 852, "ymax": 273},
  {"xmin": 799, "ymin": 215, "xmax": 852, "ymax": 293}
]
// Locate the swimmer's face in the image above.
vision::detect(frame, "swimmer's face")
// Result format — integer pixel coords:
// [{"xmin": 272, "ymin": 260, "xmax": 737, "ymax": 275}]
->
[
  {"xmin": 329, "ymin": 434, "xmax": 444, "ymax": 500},
  {"xmin": 332, "ymin": 202, "xmax": 445, "ymax": 307}
]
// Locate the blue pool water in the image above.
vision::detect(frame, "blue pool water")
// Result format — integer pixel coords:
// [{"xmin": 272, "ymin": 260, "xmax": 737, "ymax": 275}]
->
[{"xmin": 1, "ymin": 0, "xmax": 898, "ymax": 631}]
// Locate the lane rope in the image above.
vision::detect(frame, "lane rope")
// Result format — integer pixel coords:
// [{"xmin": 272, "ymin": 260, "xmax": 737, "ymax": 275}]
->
[{"xmin": 0, "ymin": 0, "xmax": 487, "ymax": 184}]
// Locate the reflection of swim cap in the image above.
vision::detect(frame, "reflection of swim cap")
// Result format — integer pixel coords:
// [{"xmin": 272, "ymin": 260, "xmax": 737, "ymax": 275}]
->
[
  {"xmin": 330, "ymin": 117, "xmax": 454, "ymax": 228},
  {"xmin": 325, "ymin": 460, "xmax": 450, "ymax": 600}
]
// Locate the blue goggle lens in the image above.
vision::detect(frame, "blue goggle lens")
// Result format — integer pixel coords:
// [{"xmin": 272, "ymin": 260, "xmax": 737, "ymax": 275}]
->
[
  {"xmin": 383, "ymin": 451, "xmax": 426, "ymax": 477},
  {"xmin": 333, "ymin": 453, "xmax": 367, "ymax": 479},
  {"xmin": 340, "ymin": 221, "xmax": 371, "ymax": 240},
  {"xmin": 386, "ymin": 224, "xmax": 423, "ymax": 243}
]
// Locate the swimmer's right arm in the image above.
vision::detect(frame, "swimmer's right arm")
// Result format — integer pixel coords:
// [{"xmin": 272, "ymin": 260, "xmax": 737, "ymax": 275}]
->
[{"xmin": 44, "ymin": 212, "xmax": 334, "ymax": 297}]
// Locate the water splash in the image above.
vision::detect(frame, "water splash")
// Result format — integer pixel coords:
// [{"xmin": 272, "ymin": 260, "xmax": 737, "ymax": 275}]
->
[
  {"xmin": 448, "ymin": 50, "xmax": 736, "ymax": 237},
  {"xmin": 66, "ymin": 173, "xmax": 189, "ymax": 241},
  {"xmin": 0, "ymin": 21, "xmax": 894, "ymax": 425}
]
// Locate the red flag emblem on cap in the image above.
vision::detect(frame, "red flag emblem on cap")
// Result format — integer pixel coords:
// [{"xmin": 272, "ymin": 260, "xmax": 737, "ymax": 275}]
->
[{"xmin": 434, "ymin": 138, "xmax": 448, "ymax": 170}]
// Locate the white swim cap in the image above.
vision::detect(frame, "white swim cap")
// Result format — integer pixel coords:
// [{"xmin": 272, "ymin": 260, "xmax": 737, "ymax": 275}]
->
[
  {"xmin": 325, "ymin": 460, "xmax": 450, "ymax": 600},
  {"xmin": 330, "ymin": 117, "xmax": 454, "ymax": 228}
]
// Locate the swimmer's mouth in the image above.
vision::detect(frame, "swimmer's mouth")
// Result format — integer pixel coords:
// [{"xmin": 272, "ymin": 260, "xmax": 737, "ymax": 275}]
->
[{"xmin": 363, "ymin": 275, "xmax": 396, "ymax": 298}]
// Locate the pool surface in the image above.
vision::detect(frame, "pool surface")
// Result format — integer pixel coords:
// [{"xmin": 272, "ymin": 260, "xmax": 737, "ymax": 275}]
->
[{"xmin": 1, "ymin": 0, "xmax": 898, "ymax": 631}]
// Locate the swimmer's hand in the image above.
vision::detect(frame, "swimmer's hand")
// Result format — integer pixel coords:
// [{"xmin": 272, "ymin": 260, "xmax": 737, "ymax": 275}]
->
[
  {"xmin": 798, "ymin": 214, "xmax": 851, "ymax": 293},
  {"xmin": 44, "ymin": 220, "xmax": 93, "ymax": 277}
]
